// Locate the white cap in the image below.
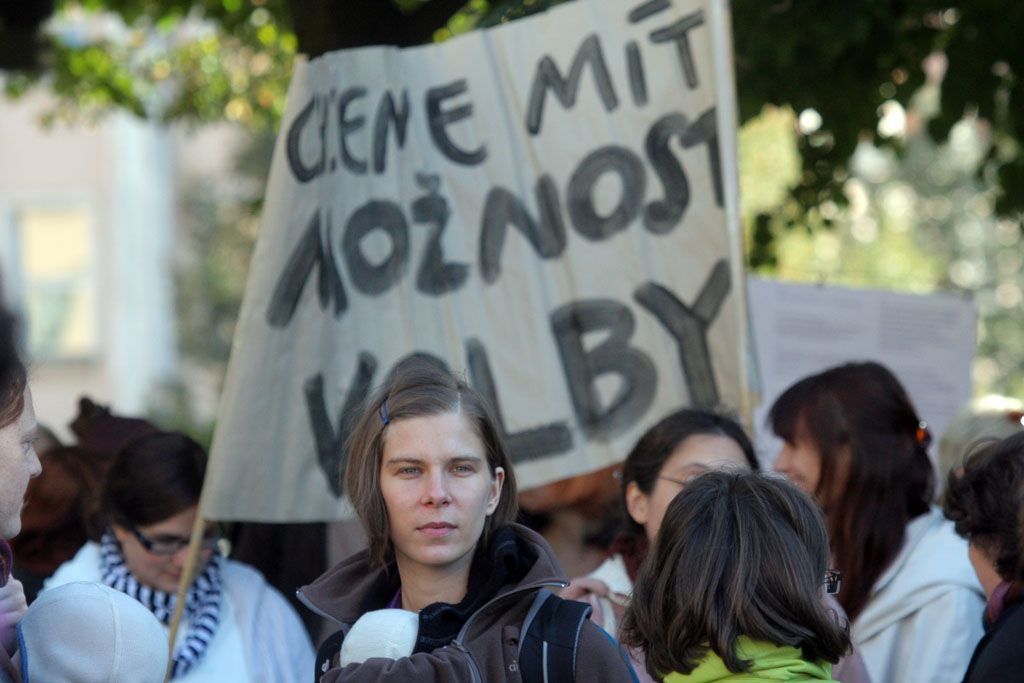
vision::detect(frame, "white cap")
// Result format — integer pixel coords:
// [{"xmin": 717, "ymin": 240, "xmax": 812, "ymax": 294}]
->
[
  {"xmin": 18, "ymin": 582, "xmax": 169, "ymax": 683},
  {"xmin": 340, "ymin": 608, "xmax": 419, "ymax": 666}
]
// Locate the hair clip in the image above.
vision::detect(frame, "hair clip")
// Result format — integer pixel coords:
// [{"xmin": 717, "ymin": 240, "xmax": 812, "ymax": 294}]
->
[
  {"xmin": 378, "ymin": 401, "xmax": 390, "ymax": 426},
  {"xmin": 915, "ymin": 421, "xmax": 930, "ymax": 447}
]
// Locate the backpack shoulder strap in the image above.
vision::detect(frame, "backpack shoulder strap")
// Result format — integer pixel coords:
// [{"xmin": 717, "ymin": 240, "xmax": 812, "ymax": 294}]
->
[{"xmin": 519, "ymin": 589, "xmax": 592, "ymax": 683}]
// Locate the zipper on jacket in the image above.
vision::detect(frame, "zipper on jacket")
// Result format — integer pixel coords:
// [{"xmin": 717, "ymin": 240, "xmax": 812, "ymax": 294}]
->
[
  {"xmin": 451, "ymin": 580, "xmax": 566, "ymax": 683},
  {"xmin": 452, "ymin": 641, "xmax": 483, "ymax": 683},
  {"xmin": 295, "ymin": 588, "xmax": 346, "ymax": 627}
]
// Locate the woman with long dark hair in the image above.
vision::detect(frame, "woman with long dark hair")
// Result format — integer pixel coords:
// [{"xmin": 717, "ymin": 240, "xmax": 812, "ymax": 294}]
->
[{"xmin": 769, "ymin": 362, "xmax": 984, "ymax": 683}]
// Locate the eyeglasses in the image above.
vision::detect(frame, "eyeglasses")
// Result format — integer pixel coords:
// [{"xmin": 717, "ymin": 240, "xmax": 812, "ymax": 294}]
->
[
  {"xmin": 129, "ymin": 526, "xmax": 220, "ymax": 557},
  {"xmin": 824, "ymin": 570, "xmax": 842, "ymax": 595}
]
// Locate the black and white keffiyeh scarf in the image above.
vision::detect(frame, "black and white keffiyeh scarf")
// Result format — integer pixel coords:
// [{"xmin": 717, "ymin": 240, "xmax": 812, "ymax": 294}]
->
[{"xmin": 100, "ymin": 531, "xmax": 224, "ymax": 678}]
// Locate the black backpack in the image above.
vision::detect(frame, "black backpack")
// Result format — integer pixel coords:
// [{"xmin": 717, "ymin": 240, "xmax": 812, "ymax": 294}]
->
[
  {"xmin": 314, "ymin": 589, "xmax": 593, "ymax": 682},
  {"xmin": 517, "ymin": 589, "xmax": 593, "ymax": 683}
]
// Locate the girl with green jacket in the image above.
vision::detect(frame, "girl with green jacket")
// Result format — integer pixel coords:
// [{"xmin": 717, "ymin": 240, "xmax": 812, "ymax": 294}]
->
[{"xmin": 621, "ymin": 470, "xmax": 850, "ymax": 682}]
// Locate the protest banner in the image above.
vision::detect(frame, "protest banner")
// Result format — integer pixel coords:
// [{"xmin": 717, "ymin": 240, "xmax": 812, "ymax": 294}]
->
[
  {"xmin": 748, "ymin": 276, "xmax": 976, "ymax": 465},
  {"xmin": 203, "ymin": 0, "xmax": 749, "ymax": 521}
]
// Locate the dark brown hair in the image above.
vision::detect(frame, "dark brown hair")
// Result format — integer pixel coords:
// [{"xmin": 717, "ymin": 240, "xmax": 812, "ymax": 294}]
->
[
  {"xmin": 616, "ymin": 408, "xmax": 758, "ymax": 577},
  {"xmin": 620, "ymin": 470, "xmax": 849, "ymax": 679},
  {"xmin": 100, "ymin": 432, "xmax": 207, "ymax": 528},
  {"xmin": 768, "ymin": 361, "xmax": 932, "ymax": 620},
  {"xmin": 944, "ymin": 432, "xmax": 1024, "ymax": 581},
  {"xmin": 0, "ymin": 305, "xmax": 26, "ymax": 429},
  {"xmin": 344, "ymin": 357, "xmax": 518, "ymax": 568},
  {"xmin": 11, "ymin": 446, "xmax": 108, "ymax": 574}
]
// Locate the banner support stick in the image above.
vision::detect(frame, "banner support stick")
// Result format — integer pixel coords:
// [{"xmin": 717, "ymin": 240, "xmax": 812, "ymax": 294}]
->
[{"xmin": 163, "ymin": 507, "xmax": 212, "ymax": 682}]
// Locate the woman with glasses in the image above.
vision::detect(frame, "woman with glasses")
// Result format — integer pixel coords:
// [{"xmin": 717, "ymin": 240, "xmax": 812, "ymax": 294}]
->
[
  {"xmin": 562, "ymin": 408, "xmax": 869, "ymax": 682},
  {"xmin": 770, "ymin": 362, "xmax": 984, "ymax": 683},
  {"xmin": 621, "ymin": 470, "xmax": 851, "ymax": 682},
  {"xmin": 45, "ymin": 431, "xmax": 313, "ymax": 681}
]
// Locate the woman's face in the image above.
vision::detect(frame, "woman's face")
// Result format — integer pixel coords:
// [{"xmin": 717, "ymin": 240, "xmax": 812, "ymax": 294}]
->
[
  {"xmin": 112, "ymin": 504, "xmax": 213, "ymax": 593},
  {"xmin": 0, "ymin": 388, "xmax": 41, "ymax": 539},
  {"xmin": 380, "ymin": 412, "xmax": 504, "ymax": 580},
  {"xmin": 626, "ymin": 434, "xmax": 751, "ymax": 542},
  {"xmin": 773, "ymin": 428, "xmax": 822, "ymax": 496}
]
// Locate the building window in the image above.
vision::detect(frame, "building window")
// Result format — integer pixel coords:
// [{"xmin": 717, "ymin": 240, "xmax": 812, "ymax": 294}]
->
[{"xmin": 15, "ymin": 205, "xmax": 98, "ymax": 361}]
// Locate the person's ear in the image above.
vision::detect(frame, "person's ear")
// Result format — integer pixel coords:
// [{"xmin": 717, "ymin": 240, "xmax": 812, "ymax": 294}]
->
[
  {"xmin": 486, "ymin": 467, "xmax": 505, "ymax": 516},
  {"xmin": 624, "ymin": 480, "xmax": 649, "ymax": 526},
  {"xmin": 111, "ymin": 524, "xmax": 131, "ymax": 546}
]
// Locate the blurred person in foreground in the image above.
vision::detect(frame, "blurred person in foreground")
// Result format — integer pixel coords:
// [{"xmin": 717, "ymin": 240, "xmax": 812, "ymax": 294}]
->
[
  {"xmin": 770, "ymin": 362, "xmax": 983, "ymax": 683},
  {"xmin": 0, "ymin": 303, "xmax": 42, "ymax": 680},
  {"xmin": 621, "ymin": 470, "xmax": 851, "ymax": 682},
  {"xmin": 943, "ymin": 431, "xmax": 1024, "ymax": 683},
  {"xmin": 46, "ymin": 431, "xmax": 313, "ymax": 681},
  {"xmin": 13, "ymin": 581, "xmax": 168, "ymax": 683},
  {"xmin": 563, "ymin": 408, "xmax": 868, "ymax": 683}
]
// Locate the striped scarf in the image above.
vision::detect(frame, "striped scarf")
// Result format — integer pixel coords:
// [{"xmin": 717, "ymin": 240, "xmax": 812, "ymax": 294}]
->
[{"xmin": 100, "ymin": 531, "xmax": 223, "ymax": 678}]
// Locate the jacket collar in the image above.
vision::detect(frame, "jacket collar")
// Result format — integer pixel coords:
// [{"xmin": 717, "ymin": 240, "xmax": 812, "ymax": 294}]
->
[
  {"xmin": 298, "ymin": 523, "xmax": 567, "ymax": 626},
  {"xmin": 663, "ymin": 638, "xmax": 836, "ymax": 682}
]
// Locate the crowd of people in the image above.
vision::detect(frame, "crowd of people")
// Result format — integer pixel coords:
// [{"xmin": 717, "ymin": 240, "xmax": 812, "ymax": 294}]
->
[{"xmin": 1, "ymin": 299, "xmax": 1024, "ymax": 682}]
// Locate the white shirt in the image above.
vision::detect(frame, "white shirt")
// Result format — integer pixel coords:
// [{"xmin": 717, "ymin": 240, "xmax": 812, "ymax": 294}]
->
[
  {"xmin": 46, "ymin": 543, "xmax": 314, "ymax": 683},
  {"xmin": 853, "ymin": 508, "xmax": 985, "ymax": 683}
]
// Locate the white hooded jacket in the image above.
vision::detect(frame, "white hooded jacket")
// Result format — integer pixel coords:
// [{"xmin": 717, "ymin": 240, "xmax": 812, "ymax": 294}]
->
[
  {"xmin": 45, "ymin": 543, "xmax": 314, "ymax": 683},
  {"xmin": 852, "ymin": 507, "xmax": 985, "ymax": 683}
]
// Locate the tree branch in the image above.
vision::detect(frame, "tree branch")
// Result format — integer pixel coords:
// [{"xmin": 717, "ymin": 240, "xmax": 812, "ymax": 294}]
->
[{"xmin": 399, "ymin": 0, "xmax": 471, "ymax": 45}]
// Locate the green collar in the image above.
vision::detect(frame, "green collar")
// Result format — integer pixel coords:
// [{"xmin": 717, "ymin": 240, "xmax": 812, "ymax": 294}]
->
[{"xmin": 663, "ymin": 638, "xmax": 837, "ymax": 683}]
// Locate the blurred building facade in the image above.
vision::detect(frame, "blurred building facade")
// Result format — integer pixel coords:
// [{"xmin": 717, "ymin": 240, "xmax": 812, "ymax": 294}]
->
[{"xmin": 0, "ymin": 88, "xmax": 191, "ymax": 437}]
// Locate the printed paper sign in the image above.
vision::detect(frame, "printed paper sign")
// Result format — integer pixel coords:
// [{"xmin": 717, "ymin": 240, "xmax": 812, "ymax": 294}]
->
[{"xmin": 748, "ymin": 277, "xmax": 976, "ymax": 465}]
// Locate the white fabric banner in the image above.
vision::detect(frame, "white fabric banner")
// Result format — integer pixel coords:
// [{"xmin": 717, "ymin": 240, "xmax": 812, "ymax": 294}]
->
[{"xmin": 204, "ymin": 0, "xmax": 749, "ymax": 521}]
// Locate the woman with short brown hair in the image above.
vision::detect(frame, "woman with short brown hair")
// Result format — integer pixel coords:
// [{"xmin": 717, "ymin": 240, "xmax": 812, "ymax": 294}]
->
[
  {"xmin": 621, "ymin": 470, "xmax": 850, "ymax": 681},
  {"xmin": 299, "ymin": 358, "xmax": 635, "ymax": 682}
]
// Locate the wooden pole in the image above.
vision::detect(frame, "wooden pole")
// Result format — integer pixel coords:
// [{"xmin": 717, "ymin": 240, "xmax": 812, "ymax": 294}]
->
[
  {"xmin": 162, "ymin": 509, "xmax": 210, "ymax": 682},
  {"xmin": 708, "ymin": 0, "xmax": 758, "ymax": 429}
]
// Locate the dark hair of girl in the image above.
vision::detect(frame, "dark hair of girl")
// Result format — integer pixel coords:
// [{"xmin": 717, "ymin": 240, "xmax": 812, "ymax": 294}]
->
[
  {"xmin": 100, "ymin": 432, "xmax": 207, "ymax": 529},
  {"xmin": 12, "ymin": 446, "xmax": 108, "ymax": 574},
  {"xmin": 768, "ymin": 361, "xmax": 933, "ymax": 620},
  {"xmin": 614, "ymin": 408, "xmax": 758, "ymax": 579},
  {"xmin": 620, "ymin": 470, "xmax": 850, "ymax": 679}
]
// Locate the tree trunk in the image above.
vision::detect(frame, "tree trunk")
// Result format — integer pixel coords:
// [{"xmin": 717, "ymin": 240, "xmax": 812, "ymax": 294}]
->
[{"xmin": 286, "ymin": 0, "xmax": 470, "ymax": 57}]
